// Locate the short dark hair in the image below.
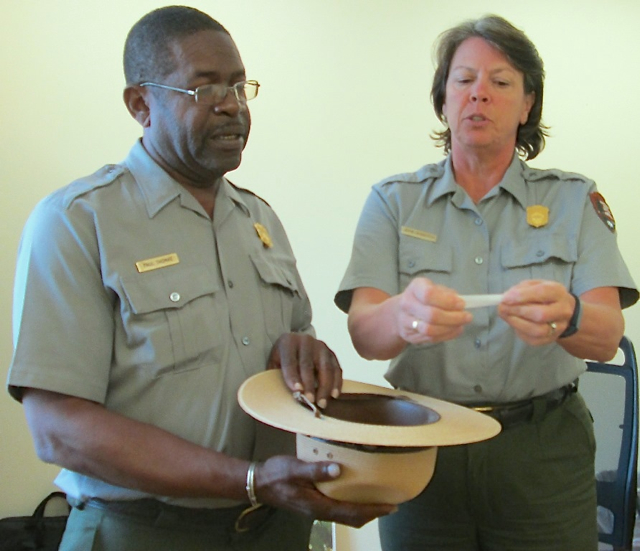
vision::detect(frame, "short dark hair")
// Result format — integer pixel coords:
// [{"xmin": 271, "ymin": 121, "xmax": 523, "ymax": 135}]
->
[
  {"xmin": 123, "ymin": 6, "xmax": 229, "ymax": 85},
  {"xmin": 430, "ymin": 14, "xmax": 549, "ymax": 160}
]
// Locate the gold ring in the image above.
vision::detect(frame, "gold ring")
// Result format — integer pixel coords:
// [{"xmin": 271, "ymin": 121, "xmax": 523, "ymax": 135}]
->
[
  {"xmin": 548, "ymin": 321, "xmax": 557, "ymax": 336},
  {"xmin": 411, "ymin": 319, "xmax": 419, "ymax": 330}
]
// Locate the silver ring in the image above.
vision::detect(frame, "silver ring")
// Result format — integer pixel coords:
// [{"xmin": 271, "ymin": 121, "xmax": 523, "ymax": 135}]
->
[
  {"xmin": 548, "ymin": 321, "xmax": 557, "ymax": 336},
  {"xmin": 411, "ymin": 319, "xmax": 419, "ymax": 330}
]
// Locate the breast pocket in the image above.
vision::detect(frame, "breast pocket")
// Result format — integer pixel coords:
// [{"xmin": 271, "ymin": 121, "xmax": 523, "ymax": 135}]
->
[
  {"xmin": 250, "ymin": 254, "xmax": 301, "ymax": 344},
  {"xmin": 119, "ymin": 266, "xmax": 222, "ymax": 376},
  {"xmin": 500, "ymin": 234, "xmax": 577, "ymax": 289},
  {"xmin": 399, "ymin": 239, "xmax": 453, "ymax": 291}
]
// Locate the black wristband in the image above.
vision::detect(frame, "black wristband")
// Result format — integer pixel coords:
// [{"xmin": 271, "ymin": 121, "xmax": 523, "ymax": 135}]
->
[{"xmin": 559, "ymin": 293, "xmax": 582, "ymax": 339}]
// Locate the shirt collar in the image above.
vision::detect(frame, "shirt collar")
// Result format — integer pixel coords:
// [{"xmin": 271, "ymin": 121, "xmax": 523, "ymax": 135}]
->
[
  {"xmin": 124, "ymin": 141, "xmax": 249, "ymax": 219},
  {"xmin": 212, "ymin": 179, "xmax": 252, "ymax": 228},
  {"xmin": 427, "ymin": 153, "xmax": 527, "ymax": 208},
  {"xmin": 425, "ymin": 156, "xmax": 461, "ymax": 206},
  {"xmin": 124, "ymin": 141, "xmax": 191, "ymax": 217},
  {"xmin": 221, "ymin": 180, "xmax": 251, "ymax": 217},
  {"xmin": 494, "ymin": 153, "xmax": 528, "ymax": 208}
]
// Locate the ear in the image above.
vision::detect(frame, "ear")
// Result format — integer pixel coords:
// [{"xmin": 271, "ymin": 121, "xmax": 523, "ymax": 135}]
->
[
  {"xmin": 520, "ymin": 92, "xmax": 535, "ymax": 125},
  {"xmin": 123, "ymin": 86, "xmax": 151, "ymax": 128}
]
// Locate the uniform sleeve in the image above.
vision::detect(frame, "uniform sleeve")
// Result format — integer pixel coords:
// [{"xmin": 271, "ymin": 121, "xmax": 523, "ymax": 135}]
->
[
  {"xmin": 334, "ymin": 185, "xmax": 401, "ymax": 313},
  {"xmin": 571, "ymin": 185, "xmax": 638, "ymax": 308},
  {"xmin": 8, "ymin": 194, "xmax": 115, "ymax": 402}
]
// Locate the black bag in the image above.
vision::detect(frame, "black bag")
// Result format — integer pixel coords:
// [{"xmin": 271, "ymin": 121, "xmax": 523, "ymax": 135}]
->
[{"xmin": 0, "ymin": 492, "xmax": 70, "ymax": 551}]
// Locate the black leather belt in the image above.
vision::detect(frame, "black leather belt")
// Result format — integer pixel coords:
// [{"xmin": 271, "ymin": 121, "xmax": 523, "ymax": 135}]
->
[
  {"xmin": 468, "ymin": 382, "xmax": 578, "ymax": 430},
  {"xmin": 78, "ymin": 498, "xmax": 275, "ymax": 534}
]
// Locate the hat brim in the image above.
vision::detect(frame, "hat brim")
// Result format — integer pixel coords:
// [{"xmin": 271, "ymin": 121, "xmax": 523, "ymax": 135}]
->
[{"xmin": 238, "ymin": 370, "xmax": 500, "ymax": 447}]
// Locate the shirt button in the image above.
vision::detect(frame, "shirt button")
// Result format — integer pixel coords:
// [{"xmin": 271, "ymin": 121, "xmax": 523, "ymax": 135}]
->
[
  {"xmin": 228, "ymin": 280, "xmax": 234, "ymax": 288},
  {"xmin": 474, "ymin": 338, "xmax": 481, "ymax": 349},
  {"xmin": 536, "ymin": 250, "xmax": 545, "ymax": 257},
  {"xmin": 474, "ymin": 256, "xmax": 484, "ymax": 265},
  {"xmin": 473, "ymin": 385, "xmax": 483, "ymax": 394},
  {"xmin": 408, "ymin": 260, "xmax": 415, "ymax": 268},
  {"xmin": 474, "ymin": 218, "xmax": 483, "ymax": 226},
  {"xmin": 242, "ymin": 337, "xmax": 250, "ymax": 346},
  {"xmin": 169, "ymin": 292, "xmax": 181, "ymax": 302}
]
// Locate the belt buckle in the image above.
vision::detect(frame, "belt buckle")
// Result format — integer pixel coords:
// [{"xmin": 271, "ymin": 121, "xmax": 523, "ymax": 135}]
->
[
  {"xmin": 472, "ymin": 405, "xmax": 494, "ymax": 413},
  {"xmin": 234, "ymin": 504, "xmax": 270, "ymax": 533}
]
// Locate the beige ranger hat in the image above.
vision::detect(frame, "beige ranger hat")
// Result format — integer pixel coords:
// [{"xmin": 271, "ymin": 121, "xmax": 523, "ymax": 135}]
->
[{"xmin": 238, "ymin": 370, "xmax": 501, "ymax": 505}]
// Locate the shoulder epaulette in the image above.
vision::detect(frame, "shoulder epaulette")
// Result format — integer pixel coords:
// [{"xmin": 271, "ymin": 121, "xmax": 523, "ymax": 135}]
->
[
  {"xmin": 63, "ymin": 164, "xmax": 128, "ymax": 208},
  {"xmin": 378, "ymin": 162, "xmax": 445, "ymax": 187},
  {"xmin": 227, "ymin": 180, "xmax": 271, "ymax": 207},
  {"xmin": 523, "ymin": 165, "xmax": 592, "ymax": 185}
]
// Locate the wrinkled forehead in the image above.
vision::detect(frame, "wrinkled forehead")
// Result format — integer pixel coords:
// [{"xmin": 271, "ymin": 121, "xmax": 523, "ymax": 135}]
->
[{"xmin": 166, "ymin": 30, "xmax": 246, "ymax": 81}]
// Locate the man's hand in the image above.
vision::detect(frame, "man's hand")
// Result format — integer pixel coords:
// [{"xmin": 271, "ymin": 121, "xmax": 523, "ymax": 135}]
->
[
  {"xmin": 267, "ymin": 333, "xmax": 342, "ymax": 409},
  {"xmin": 254, "ymin": 455, "xmax": 396, "ymax": 528}
]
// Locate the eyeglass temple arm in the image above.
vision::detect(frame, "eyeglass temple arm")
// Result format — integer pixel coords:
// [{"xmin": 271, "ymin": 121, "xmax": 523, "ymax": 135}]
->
[{"xmin": 140, "ymin": 82, "xmax": 195, "ymax": 96}]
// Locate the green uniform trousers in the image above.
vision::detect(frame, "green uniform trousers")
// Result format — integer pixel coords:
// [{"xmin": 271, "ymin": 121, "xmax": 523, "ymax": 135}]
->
[
  {"xmin": 59, "ymin": 499, "xmax": 314, "ymax": 551},
  {"xmin": 379, "ymin": 391, "xmax": 598, "ymax": 551}
]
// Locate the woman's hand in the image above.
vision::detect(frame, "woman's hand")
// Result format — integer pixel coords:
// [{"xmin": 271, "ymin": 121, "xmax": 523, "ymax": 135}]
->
[
  {"xmin": 498, "ymin": 280, "xmax": 623, "ymax": 360},
  {"xmin": 395, "ymin": 278, "xmax": 472, "ymax": 345},
  {"xmin": 347, "ymin": 279, "xmax": 472, "ymax": 360},
  {"xmin": 498, "ymin": 280, "xmax": 575, "ymax": 346}
]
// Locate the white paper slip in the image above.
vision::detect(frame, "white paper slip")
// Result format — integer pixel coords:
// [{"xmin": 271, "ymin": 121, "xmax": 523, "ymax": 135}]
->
[{"xmin": 460, "ymin": 294, "xmax": 504, "ymax": 309}]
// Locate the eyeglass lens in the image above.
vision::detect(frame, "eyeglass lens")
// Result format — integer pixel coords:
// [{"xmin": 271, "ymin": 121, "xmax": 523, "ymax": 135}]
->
[{"xmin": 195, "ymin": 82, "xmax": 258, "ymax": 105}]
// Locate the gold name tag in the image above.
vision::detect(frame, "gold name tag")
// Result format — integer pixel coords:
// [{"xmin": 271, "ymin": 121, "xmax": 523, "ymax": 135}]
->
[
  {"xmin": 401, "ymin": 226, "xmax": 437, "ymax": 242},
  {"xmin": 135, "ymin": 253, "xmax": 180, "ymax": 273}
]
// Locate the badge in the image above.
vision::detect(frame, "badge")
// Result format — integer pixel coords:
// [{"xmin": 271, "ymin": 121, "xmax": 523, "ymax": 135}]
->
[
  {"xmin": 135, "ymin": 253, "xmax": 180, "ymax": 273},
  {"xmin": 526, "ymin": 205, "xmax": 549, "ymax": 228},
  {"xmin": 254, "ymin": 223, "xmax": 273, "ymax": 248},
  {"xmin": 590, "ymin": 192, "xmax": 616, "ymax": 233}
]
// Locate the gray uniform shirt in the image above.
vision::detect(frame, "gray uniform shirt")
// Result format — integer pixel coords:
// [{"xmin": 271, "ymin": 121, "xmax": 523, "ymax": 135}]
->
[
  {"xmin": 8, "ymin": 141, "xmax": 312, "ymax": 508},
  {"xmin": 336, "ymin": 154, "xmax": 638, "ymax": 404}
]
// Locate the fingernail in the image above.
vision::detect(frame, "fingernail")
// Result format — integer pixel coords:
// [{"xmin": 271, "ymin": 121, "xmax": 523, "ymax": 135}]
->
[
  {"xmin": 318, "ymin": 398, "xmax": 327, "ymax": 409},
  {"xmin": 331, "ymin": 388, "xmax": 340, "ymax": 399},
  {"xmin": 327, "ymin": 464, "xmax": 341, "ymax": 478},
  {"xmin": 293, "ymin": 382, "xmax": 303, "ymax": 391},
  {"xmin": 305, "ymin": 392, "xmax": 315, "ymax": 403}
]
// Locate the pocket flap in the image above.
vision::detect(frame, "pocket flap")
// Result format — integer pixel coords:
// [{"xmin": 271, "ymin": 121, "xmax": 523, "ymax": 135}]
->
[
  {"xmin": 120, "ymin": 266, "xmax": 220, "ymax": 315},
  {"xmin": 501, "ymin": 235, "xmax": 577, "ymax": 269},
  {"xmin": 399, "ymin": 242, "xmax": 453, "ymax": 276},
  {"xmin": 250, "ymin": 255, "xmax": 300, "ymax": 294}
]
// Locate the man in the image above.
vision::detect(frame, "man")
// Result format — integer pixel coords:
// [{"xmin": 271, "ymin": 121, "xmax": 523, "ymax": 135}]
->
[{"xmin": 7, "ymin": 6, "xmax": 393, "ymax": 550}]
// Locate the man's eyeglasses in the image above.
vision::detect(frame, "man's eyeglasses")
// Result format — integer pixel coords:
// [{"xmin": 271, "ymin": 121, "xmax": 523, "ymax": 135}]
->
[{"xmin": 139, "ymin": 80, "xmax": 260, "ymax": 106}]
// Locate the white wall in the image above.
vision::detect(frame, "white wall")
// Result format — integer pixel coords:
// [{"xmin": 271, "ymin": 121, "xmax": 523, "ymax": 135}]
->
[{"xmin": 1, "ymin": 1, "xmax": 638, "ymax": 550}]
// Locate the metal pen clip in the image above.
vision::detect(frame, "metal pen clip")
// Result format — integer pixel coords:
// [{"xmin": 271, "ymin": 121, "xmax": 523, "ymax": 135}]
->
[{"xmin": 293, "ymin": 391, "xmax": 323, "ymax": 419}]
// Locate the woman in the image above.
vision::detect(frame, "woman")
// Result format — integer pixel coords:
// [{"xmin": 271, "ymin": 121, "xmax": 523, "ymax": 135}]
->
[{"xmin": 335, "ymin": 15, "xmax": 638, "ymax": 551}]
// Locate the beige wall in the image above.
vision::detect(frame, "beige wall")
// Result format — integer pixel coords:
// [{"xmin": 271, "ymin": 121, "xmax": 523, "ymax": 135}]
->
[{"xmin": 1, "ymin": 1, "xmax": 638, "ymax": 549}]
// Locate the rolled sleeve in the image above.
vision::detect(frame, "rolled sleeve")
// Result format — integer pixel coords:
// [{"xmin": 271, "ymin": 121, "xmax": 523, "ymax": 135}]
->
[
  {"xmin": 9, "ymin": 193, "xmax": 114, "ymax": 403},
  {"xmin": 571, "ymin": 185, "xmax": 638, "ymax": 308},
  {"xmin": 335, "ymin": 186, "xmax": 401, "ymax": 313}
]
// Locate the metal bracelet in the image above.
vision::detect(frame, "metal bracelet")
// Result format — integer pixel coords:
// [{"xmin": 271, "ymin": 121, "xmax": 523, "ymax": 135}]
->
[{"xmin": 245, "ymin": 462, "xmax": 260, "ymax": 507}]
